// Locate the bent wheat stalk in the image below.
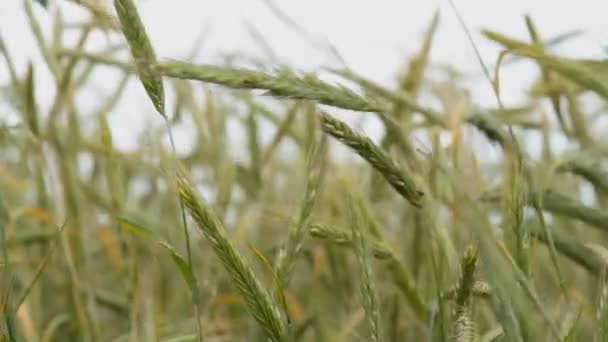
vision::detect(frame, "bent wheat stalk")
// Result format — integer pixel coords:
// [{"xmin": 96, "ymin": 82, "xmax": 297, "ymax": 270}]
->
[{"xmin": 319, "ymin": 111, "xmax": 424, "ymax": 207}]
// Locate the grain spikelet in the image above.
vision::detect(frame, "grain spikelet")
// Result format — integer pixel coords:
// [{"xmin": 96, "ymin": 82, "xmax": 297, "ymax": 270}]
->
[{"xmin": 114, "ymin": 0, "xmax": 165, "ymax": 115}]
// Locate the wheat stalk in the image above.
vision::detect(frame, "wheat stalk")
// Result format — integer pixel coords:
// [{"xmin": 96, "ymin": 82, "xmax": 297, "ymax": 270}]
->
[
  {"xmin": 319, "ymin": 111, "xmax": 424, "ymax": 207},
  {"xmin": 350, "ymin": 198, "xmax": 381, "ymax": 342},
  {"xmin": 177, "ymin": 174, "xmax": 288, "ymax": 342},
  {"xmin": 275, "ymin": 136, "xmax": 325, "ymax": 292},
  {"xmin": 156, "ymin": 61, "xmax": 386, "ymax": 113},
  {"xmin": 114, "ymin": 0, "xmax": 165, "ymax": 115}
]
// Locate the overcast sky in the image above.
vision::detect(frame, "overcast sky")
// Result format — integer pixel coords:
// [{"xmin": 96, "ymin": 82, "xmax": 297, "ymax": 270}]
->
[{"xmin": 1, "ymin": 0, "xmax": 607, "ymax": 152}]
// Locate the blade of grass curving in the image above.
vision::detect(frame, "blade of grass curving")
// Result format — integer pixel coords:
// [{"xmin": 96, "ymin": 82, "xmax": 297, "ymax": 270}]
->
[
  {"xmin": 158, "ymin": 241, "xmax": 200, "ymax": 300},
  {"xmin": 500, "ymin": 29, "xmax": 584, "ymax": 66},
  {"xmin": 492, "ymin": 49, "xmax": 512, "ymax": 111},
  {"xmin": 249, "ymin": 242, "xmax": 290, "ymax": 330},
  {"xmin": 250, "ymin": 244, "xmax": 276, "ymax": 278},
  {"xmin": 117, "ymin": 217, "xmax": 161, "ymax": 239},
  {"xmin": 118, "ymin": 217, "xmax": 203, "ymax": 331},
  {"xmin": 483, "ymin": 30, "xmax": 608, "ymax": 100}
]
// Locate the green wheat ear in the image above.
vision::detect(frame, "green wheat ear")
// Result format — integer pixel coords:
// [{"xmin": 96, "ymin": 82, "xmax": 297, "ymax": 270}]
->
[
  {"xmin": 319, "ymin": 111, "xmax": 424, "ymax": 207},
  {"xmin": 114, "ymin": 0, "xmax": 165, "ymax": 116},
  {"xmin": 176, "ymin": 173, "xmax": 288, "ymax": 342}
]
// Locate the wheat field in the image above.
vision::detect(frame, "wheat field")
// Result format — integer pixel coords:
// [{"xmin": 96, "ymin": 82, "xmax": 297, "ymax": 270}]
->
[{"xmin": 1, "ymin": 1, "xmax": 608, "ymax": 341}]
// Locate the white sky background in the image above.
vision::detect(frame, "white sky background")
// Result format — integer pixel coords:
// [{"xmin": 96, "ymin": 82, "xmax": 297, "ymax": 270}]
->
[{"xmin": 1, "ymin": 0, "xmax": 607, "ymax": 157}]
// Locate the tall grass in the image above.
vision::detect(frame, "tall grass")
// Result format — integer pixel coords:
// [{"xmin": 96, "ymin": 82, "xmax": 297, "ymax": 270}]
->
[{"xmin": 1, "ymin": 2, "xmax": 607, "ymax": 341}]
